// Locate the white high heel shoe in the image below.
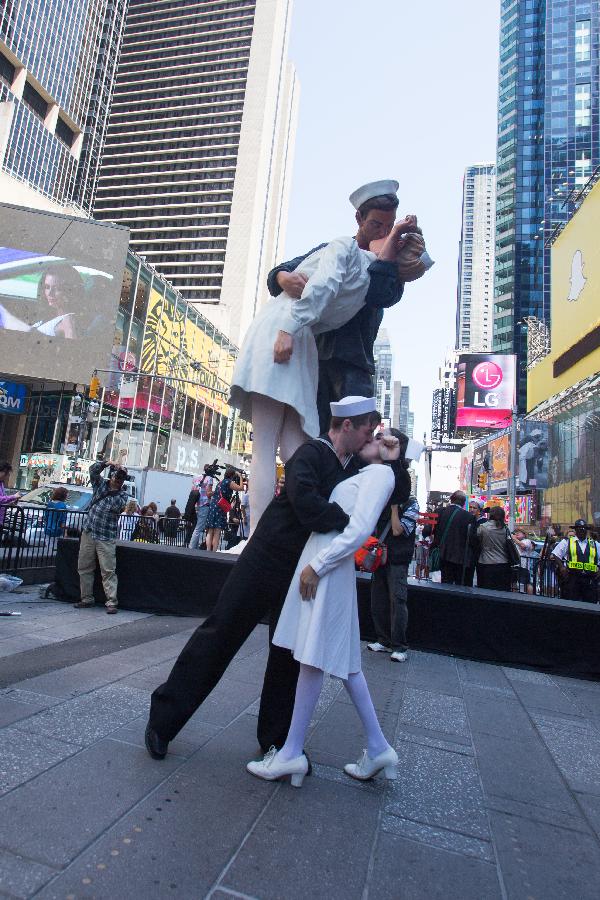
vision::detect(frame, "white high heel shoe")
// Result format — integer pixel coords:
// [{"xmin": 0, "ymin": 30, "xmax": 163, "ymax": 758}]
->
[
  {"xmin": 246, "ymin": 746, "xmax": 308, "ymax": 788},
  {"xmin": 343, "ymin": 747, "xmax": 398, "ymax": 781}
]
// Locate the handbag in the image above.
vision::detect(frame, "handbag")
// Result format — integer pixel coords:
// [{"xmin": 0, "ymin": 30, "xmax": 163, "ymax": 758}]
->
[
  {"xmin": 429, "ymin": 506, "xmax": 460, "ymax": 573},
  {"xmin": 216, "ymin": 482, "xmax": 232, "ymax": 514},
  {"xmin": 355, "ymin": 522, "xmax": 392, "ymax": 573},
  {"xmin": 505, "ymin": 527, "xmax": 521, "ymax": 569}
]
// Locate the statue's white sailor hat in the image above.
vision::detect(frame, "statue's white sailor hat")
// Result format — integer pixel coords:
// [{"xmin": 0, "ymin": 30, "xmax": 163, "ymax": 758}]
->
[
  {"xmin": 349, "ymin": 180, "xmax": 399, "ymax": 210},
  {"xmin": 330, "ymin": 396, "xmax": 377, "ymax": 417}
]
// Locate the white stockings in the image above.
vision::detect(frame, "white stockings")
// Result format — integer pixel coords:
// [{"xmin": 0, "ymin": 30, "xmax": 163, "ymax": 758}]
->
[
  {"xmin": 277, "ymin": 664, "xmax": 391, "ymax": 762},
  {"xmin": 249, "ymin": 395, "xmax": 308, "ymax": 533}
]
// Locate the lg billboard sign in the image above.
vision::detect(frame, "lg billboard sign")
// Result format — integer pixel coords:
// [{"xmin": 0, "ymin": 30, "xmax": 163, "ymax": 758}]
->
[{"xmin": 456, "ymin": 354, "xmax": 516, "ymax": 429}]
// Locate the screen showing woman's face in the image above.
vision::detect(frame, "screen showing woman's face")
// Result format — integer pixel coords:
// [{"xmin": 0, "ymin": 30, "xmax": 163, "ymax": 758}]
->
[{"xmin": 43, "ymin": 274, "xmax": 68, "ymax": 311}]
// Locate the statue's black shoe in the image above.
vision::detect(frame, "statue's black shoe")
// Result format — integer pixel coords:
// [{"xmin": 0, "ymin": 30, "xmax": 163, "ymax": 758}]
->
[{"xmin": 145, "ymin": 723, "xmax": 168, "ymax": 760}]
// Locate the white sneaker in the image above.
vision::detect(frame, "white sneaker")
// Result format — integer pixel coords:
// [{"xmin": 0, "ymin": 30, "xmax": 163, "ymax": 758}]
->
[
  {"xmin": 367, "ymin": 642, "xmax": 391, "ymax": 653},
  {"xmin": 246, "ymin": 746, "xmax": 308, "ymax": 788},
  {"xmin": 344, "ymin": 746, "xmax": 398, "ymax": 781},
  {"xmin": 390, "ymin": 651, "xmax": 408, "ymax": 663}
]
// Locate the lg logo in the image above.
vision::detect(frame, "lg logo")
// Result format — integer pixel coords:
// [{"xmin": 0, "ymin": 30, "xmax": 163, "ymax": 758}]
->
[{"xmin": 472, "ymin": 361, "xmax": 503, "ymax": 391}]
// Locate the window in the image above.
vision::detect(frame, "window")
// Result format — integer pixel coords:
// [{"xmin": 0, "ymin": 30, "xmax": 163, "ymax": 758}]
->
[
  {"xmin": 575, "ymin": 83, "xmax": 591, "ymax": 126},
  {"xmin": 21, "ymin": 81, "xmax": 48, "ymax": 119},
  {"xmin": 575, "ymin": 20, "xmax": 591, "ymax": 62},
  {"xmin": 575, "ymin": 149, "xmax": 592, "ymax": 185},
  {"xmin": 0, "ymin": 52, "xmax": 15, "ymax": 87},
  {"xmin": 55, "ymin": 117, "xmax": 75, "ymax": 148}
]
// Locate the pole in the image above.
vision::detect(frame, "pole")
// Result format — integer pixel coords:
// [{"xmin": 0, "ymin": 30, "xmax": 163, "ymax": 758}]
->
[{"xmin": 509, "ymin": 405, "xmax": 518, "ymax": 531}]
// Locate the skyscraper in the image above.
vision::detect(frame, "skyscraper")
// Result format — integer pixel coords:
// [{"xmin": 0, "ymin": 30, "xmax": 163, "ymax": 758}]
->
[
  {"xmin": 493, "ymin": 0, "xmax": 545, "ymax": 412},
  {"xmin": 94, "ymin": 0, "xmax": 298, "ymax": 345},
  {"xmin": 374, "ymin": 328, "xmax": 393, "ymax": 422},
  {"xmin": 0, "ymin": 0, "xmax": 127, "ymax": 212},
  {"xmin": 493, "ymin": 0, "xmax": 599, "ymax": 411},
  {"xmin": 456, "ymin": 164, "xmax": 496, "ymax": 352}
]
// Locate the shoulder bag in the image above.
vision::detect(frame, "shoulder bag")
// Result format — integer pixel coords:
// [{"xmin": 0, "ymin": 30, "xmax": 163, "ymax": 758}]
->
[
  {"xmin": 355, "ymin": 522, "xmax": 392, "ymax": 573},
  {"xmin": 429, "ymin": 506, "xmax": 460, "ymax": 573},
  {"xmin": 216, "ymin": 481, "xmax": 232, "ymax": 514},
  {"xmin": 505, "ymin": 527, "xmax": 521, "ymax": 569}
]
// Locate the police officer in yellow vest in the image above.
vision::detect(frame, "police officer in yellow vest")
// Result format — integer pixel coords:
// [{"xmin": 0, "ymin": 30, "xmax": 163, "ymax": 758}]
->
[{"xmin": 551, "ymin": 519, "xmax": 600, "ymax": 603}]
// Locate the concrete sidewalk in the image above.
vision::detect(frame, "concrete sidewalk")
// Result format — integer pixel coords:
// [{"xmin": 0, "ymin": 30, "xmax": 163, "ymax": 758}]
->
[{"xmin": 1, "ymin": 586, "xmax": 600, "ymax": 899}]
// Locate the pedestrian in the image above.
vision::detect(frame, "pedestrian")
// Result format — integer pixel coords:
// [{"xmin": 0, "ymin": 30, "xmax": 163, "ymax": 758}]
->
[
  {"xmin": 239, "ymin": 480, "xmax": 250, "ymax": 538},
  {"xmin": 163, "ymin": 498, "xmax": 181, "ymax": 544},
  {"xmin": 476, "ymin": 506, "xmax": 516, "ymax": 592},
  {"xmin": 367, "ymin": 432, "xmax": 415, "ymax": 662},
  {"xmin": 74, "ymin": 461, "xmax": 128, "ymax": 614},
  {"xmin": 432, "ymin": 491, "xmax": 477, "ymax": 586},
  {"xmin": 183, "ymin": 484, "xmax": 199, "ymax": 543},
  {"xmin": 145, "ymin": 396, "xmax": 381, "ymax": 761},
  {"xmin": 131, "ymin": 506, "xmax": 159, "ymax": 543},
  {"xmin": 246, "ymin": 430, "xmax": 405, "ymax": 787},
  {"xmin": 468, "ymin": 498, "xmax": 488, "ymax": 525},
  {"xmin": 119, "ymin": 499, "xmax": 140, "ymax": 541},
  {"xmin": 231, "ymin": 206, "xmax": 428, "ymax": 531},
  {"xmin": 188, "ymin": 464, "xmax": 215, "ymax": 549},
  {"xmin": 415, "ymin": 524, "xmax": 433, "ymax": 580},
  {"xmin": 204, "ymin": 467, "xmax": 244, "ymax": 551},
  {"xmin": 44, "ymin": 486, "xmax": 69, "ymax": 539},
  {"xmin": 0, "ymin": 461, "xmax": 20, "ymax": 529},
  {"xmin": 551, "ymin": 519, "xmax": 600, "ymax": 603}
]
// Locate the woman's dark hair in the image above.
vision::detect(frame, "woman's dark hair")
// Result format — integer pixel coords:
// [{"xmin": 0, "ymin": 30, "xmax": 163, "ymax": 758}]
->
[
  {"xmin": 51, "ymin": 487, "xmax": 68, "ymax": 502},
  {"xmin": 489, "ymin": 505, "xmax": 505, "ymax": 527},
  {"xmin": 140, "ymin": 505, "xmax": 152, "ymax": 516},
  {"xmin": 37, "ymin": 264, "xmax": 85, "ymax": 312},
  {"xmin": 224, "ymin": 466, "xmax": 236, "ymax": 479},
  {"xmin": 422, "ymin": 524, "xmax": 433, "ymax": 538},
  {"xmin": 0, "ymin": 461, "xmax": 12, "ymax": 475}
]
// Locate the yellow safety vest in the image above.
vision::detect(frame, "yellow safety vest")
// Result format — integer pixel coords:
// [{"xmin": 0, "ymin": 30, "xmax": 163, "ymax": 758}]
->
[{"xmin": 567, "ymin": 537, "xmax": 598, "ymax": 573}]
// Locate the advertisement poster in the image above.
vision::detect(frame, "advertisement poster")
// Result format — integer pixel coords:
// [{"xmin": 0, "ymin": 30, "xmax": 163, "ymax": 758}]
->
[
  {"xmin": 517, "ymin": 421, "xmax": 549, "ymax": 490},
  {"xmin": 460, "ymin": 445, "xmax": 474, "ymax": 493},
  {"xmin": 455, "ymin": 353, "xmax": 516, "ymax": 430},
  {"xmin": 0, "ymin": 203, "xmax": 129, "ymax": 384},
  {"xmin": 489, "ymin": 433, "xmax": 510, "ymax": 492}
]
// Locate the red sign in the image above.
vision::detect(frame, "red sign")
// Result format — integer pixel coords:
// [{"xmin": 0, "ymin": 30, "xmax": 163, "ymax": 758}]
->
[{"xmin": 456, "ymin": 353, "xmax": 516, "ymax": 430}]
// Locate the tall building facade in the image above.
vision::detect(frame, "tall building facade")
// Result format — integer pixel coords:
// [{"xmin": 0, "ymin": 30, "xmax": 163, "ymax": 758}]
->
[
  {"xmin": 493, "ymin": 0, "xmax": 546, "ymax": 412},
  {"xmin": 456, "ymin": 163, "xmax": 496, "ymax": 352},
  {"xmin": 0, "ymin": 0, "xmax": 127, "ymax": 212},
  {"xmin": 94, "ymin": 0, "xmax": 298, "ymax": 345},
  {"xmin": 374, "ymin": 329, "xmax": 393, "ymax": 422},
  {"xmin": 494, "ymin": 0, "xmax": 599, "ymax": 412}
]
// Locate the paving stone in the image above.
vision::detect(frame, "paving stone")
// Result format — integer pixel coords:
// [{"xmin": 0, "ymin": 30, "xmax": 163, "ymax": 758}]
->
[
  {"xmin": 369, "ymin": 831, "xmax": 502, "ymax": 900},
  {"xmin": 532, "ymin": 714, "xmax": 600, "ymax": 795},
  {"xmin": 187, "ymin": 676, "xmax": 261, "ymax": 727},
  {"xmin": 0, "ymin": 695, "xmax": 49, "ymax": 727},
  {"xmin": 310, "ymin": 761, "xmax": 385, "ymax": 794},
  {"xmin": 337, "ymin": 674, "xmax": 406, "ymax": 715},
  {"xmin": 0, "ymin": 739, "xmax": 181, "ymax": 868},
  {"xmin": 14, "ymin": 684, "xmax": 149, "ymax": 747},
  {"xmin": 0, "ymin": 727, "xmax": 76, "ymax": 795},
  {"xmin": 472, "ymin": 731, "xmax": 580, "ymax": 813},
  {"xmin": 489, "ymin": 810, "xmax": 600, "ymax": 900},
  {"xmin": 502, "ymin": 666, "xmax": 555, "ymax": 684},
  {"xmin": 380, "ymin": 812, "xmax": 494, "ymax": 862},
  {"xmin": 386, "ymin": 742, "xmax": 490, "ymax": 840},
  {"xmin": 0, "ymin": 846, "xmax": 57, "ymax": 898},
  {"xmin": 457, "ymin": 659, "xmax": 513, "ymax": 692},
  {"xmin": 577, "ymin": 793, "xmax": 600, "ymax": 842},
  {"xmin": 225, "ymin": 650, "xmax": 268, "ymax": 685},
  {"xmin": 0, "ymin": 634, "xmax": 54, "ymax": 658},
  {"xmin": 35, "ymin": 716, "xmax": 276, "ymax": 900},
  {"xmin": 405, "ymin": 653, "xmax": 462, "ymax": 697},
  {"xmin": 559, "ymin": 683, "xmax": 600, "ymax": 722},
  {"xmin": 395, "ymin": 724, "xmax": 474, "ymax": 755},
  {"xmin": 0, "ymin": 688, "xmax": 62, "ymax": 710},
  {"xmin": 485, "ymin": 793, "xmax": 592, "ymax": 832},
  {"xmin": 509, "ymin": 679, "xmax": 584, "ymax": 717},
  {"xmin": 308, "ymin": 701, "xmax": 396, "ymax": 759},
  {"xmin": 399, "ymin": 687, "xmax": 470, "ymax": 738},
  {"xmin": 222, "ymin": 775, "xmax": 381, "ymax": 900},
  {"xmin": 464, "ymin": 688, "xmax": 539, "ymax": 739}
]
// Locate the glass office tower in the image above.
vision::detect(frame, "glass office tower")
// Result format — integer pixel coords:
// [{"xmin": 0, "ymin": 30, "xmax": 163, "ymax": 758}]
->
[
  {"xmin": 544, "ymin": 0, "xmax": 600, "ymax": 281},
  {"xmin": 0, "ymin": 0, "xmax": 127, "ymax": 211},
  {"xmin": 493, "ymin": 0, "xmax": 546, "ymax": 412}
]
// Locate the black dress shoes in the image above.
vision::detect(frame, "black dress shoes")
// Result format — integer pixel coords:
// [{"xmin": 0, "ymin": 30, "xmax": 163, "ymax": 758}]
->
[{"xmin": 145, "ymin": 723, "xmax": 168, "ymax": 760}]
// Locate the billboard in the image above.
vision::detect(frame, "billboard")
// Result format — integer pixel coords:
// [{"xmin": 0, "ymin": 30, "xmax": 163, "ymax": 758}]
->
[
  {"xmin": 0, "ymin": 203, "xmax": 129, "ymax": 384},
  {"xmin": 516, "ymin": 421, "xmax": 549, "ymax": 490},
  {"xmin": 489, "ymin": 433, "xmax": 510, "ymax": 492},
  {"xmin": 455, "ymin": 353, "xmax": 516, "ymax": 430}
]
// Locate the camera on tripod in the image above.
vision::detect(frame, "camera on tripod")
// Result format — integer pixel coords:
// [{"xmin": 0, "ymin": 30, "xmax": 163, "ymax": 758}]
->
[{"xmin": 203, "ymin": 458, "xmax": 224, "ymax": 479}]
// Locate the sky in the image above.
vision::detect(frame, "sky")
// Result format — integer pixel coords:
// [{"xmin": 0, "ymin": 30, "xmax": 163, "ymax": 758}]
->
[{"xmin": 283, "ymin": 0, "xmax": 501, "ymax": 450}]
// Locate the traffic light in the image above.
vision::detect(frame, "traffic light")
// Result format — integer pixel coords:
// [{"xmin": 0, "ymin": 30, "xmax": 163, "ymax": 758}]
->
[
  {"xmin": 478, "ymin": 473, "xmax": 487, "ymax": 490},
  {"xmin": 89, "ymin": 375, "xmax": 101, "ymax": 400}
]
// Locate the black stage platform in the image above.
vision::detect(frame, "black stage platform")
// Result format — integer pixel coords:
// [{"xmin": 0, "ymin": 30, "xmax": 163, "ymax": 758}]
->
[{"xmin": 54, "ymin": 538, "xmax": 600, "ymax": 680}]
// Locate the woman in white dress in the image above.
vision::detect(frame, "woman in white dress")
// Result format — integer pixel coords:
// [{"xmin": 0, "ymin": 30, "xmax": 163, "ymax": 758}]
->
[
  {"xmin": 230, "ymin": 217, "xmax": 420, "ymax": 533},
  {"xmin": 247, "ymin": 430, "xmax": 410, "ymax": 788}
]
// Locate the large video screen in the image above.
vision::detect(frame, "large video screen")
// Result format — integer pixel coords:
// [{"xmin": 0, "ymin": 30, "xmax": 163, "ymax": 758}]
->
[{"xmin": 0, "ymin": 203, "xmax": 129, "ymax": 384}]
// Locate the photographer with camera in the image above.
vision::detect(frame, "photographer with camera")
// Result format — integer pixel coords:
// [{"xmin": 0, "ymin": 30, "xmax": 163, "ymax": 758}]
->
[
  {"xmin": 74, "ymin": 459, "xmax": 129, "ymax": 614},
  {"xmin": 205, "ymin": 466, "xmax": 244, "ymax": 551},
  {"xmin": 187, "ymin": 462, "xmax": 217, "ymax": 550}
]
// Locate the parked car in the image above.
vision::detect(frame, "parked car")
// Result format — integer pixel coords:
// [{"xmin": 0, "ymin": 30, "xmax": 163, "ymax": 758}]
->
[{"xmin": 8, "ymin": 483, "xmax": 94, "ymax": 544}]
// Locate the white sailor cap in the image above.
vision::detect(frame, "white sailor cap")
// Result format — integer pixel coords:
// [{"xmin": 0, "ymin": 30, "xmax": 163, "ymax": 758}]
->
[
  {"xmin": 330, "ymin": 396, "xmax": 377, "ymax": 418},
  {"xmin": 349, "ymin": 179, "xmax": 399, "ymax": 210}
]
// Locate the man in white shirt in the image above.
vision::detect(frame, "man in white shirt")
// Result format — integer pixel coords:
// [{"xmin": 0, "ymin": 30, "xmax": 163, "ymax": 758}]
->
[{"xmin": 551, "ymin": 519, "xmax": 600, "ymax": 603}]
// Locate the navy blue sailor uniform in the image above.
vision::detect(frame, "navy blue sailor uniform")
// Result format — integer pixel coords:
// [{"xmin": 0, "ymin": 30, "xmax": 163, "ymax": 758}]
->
[{"xmin": 267, "ymin": 244, "xmax": 404, "ymax": 433}]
